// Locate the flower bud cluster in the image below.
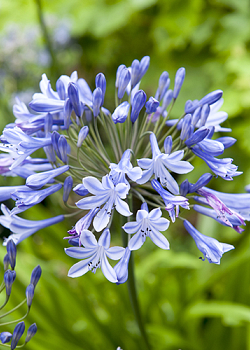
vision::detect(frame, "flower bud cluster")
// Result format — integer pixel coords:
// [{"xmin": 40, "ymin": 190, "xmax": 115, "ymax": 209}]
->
[{"xmin": 0, "ymin": 240, "xmax": 41, "ymax": 348}]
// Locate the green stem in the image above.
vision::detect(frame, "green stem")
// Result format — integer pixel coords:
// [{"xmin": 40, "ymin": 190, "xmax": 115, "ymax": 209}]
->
[{"xmin": 0, "ymin": 299, "xmax": 27, "ymax": 320}]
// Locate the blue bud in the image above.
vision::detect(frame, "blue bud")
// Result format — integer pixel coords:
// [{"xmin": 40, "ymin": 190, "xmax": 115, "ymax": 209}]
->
[
  {"xmin": 189, "ymin": 173, "xmax": 213, "ymax": 193},
  {"xmin": 155, "ymin": 71, "xmax": 169, "ymax": 100},
  {"xmin": 51, "ymin": 131, "xmax": 61, "ymax": 158},
  {"xmin": 92, "ymin": 87, "xmax": 103, "ymax": 117},
  {"xmin": 4, "ymin": 270, "xmax": 15, "ymax": 296},
  {"xmin": 145, "ymin": 97, "xmax": 159, "ymax": 114},
  {"xmin": 30, "ymin": 265, "xmax": 42, "ymax": 288},
  {"xmin": 25, "ymin": 324, "xmax": 37, "ymax": 343},
  {"xmin": 115, "ymin": 64, "xmax": 125, "ymax": 88},
  {"xmin": 3, "ymin": 254, "xmax": 10, "ymax": 271},
  {"xmin": 185, "ymin": 126, "xmax": 209, "ymax": 147},
  {"xmin": 162, "ymin": 89, "xmax": 173, "ymax": 110},
  {"xmin": 200, "ymin": 104, "xmax": 210, "ymax": 126},
  {"xmin": 11, "ymin": 322, "xmax": 25, "ymax": 350},
  {"xmin": 112, "ymin": 102, "xmax": 130, "ymax": 124},
  {"xmin": 117, "ymin": 67, "xmax": 131, "ymax": 99},
  {"xmin": 0, "ymin": 332, "xmax": 12, "ymax": 344},
  {"xmin": 7, "ymin": 240, "xmax": 16, "ymax": 269},
  {"xmin": 180, "ymin": 114, "xmax": 192, "ymax": 140},
  {"xmin": 77, "ymin": 126, "xmax": 89, "ymax": 147},
  {"xmin": 180, "ymin": 179, "xmax": 190, "ymax": 196},
  {"xmin": 63, "ymin": 98, "xmax": 73, "ymax": 129},
  {"xmin": 26, "ymin": 284, "xmax": 34, "ymax": 307},
  {"xmin": 173, "ymin": 67, "xmax": 185, "ymax": 99},
  {"xmin": 139, "ymin": 56, "xmax": 150, "ymax": 79},
  {"xmin": 95, "ymin": 73, "xmax": 106, "ymax": 105},
  {"xmin": 186, "ymin": 124, "xmax": 194, "ymax": 140},
  {"xmin": 68, "ymin": 83, "xmax": 82, "ymax": 117},
  {"xmin": 44, "ymin": 113, "xmax": 53, "ymax": 136},
  {"xmin": 63, "ymin": 176, "xmax": 73, "ymax": 203},
  {"xmin": 130, "ymin": 90, "xmax": 147, "ymax": 123},
  {"xmin": 199, "ymin": 90, "xmax": 223, "ymax": 106},
  {"xmin": 191, "ymin": 106, "xmax": 202, "ymax": 126},
  {"xmin": 164, "ymin": 136, "xmax": 172, "ymax": 154},
  {"xmin": 131, "ymin": 59, "xmax": 140, "ymax": 89},
  {"xmin": 56, "ymin": 78, "xmax": 66, "ymax": 100},
  {"xmin": 114, "ymin": 247, "xmax": 131, "ymax": 285},
  {"xmin": 216, "ymin": 137, "xmax": 236, "ymax": 149},
  {"xmin": 58, "ymin": 136, "xmax": 68, "ymax": 163}
]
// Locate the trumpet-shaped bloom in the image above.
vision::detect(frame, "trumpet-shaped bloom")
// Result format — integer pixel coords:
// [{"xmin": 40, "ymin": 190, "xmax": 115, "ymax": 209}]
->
[
  {"xmin": 137, "ymin": 133, "xmax": 193, "ymax": 194},
  {"xmin": 0, "ymin": 204, "xmax": 64, "ymax": 245},
  {"xmin": 76, "ymin": 175, "xmax": 132, "ymax": 232},
  {"xmin": 123, "ymin": 203, "xmax": 170, "ymax": 250},
  {"xmin": 65, "ymin": 228, "xmax": 125, "ymax": 282},
  {"xmin": 183, "ymin": 220, "xmax": 234, "ymax": 264}
]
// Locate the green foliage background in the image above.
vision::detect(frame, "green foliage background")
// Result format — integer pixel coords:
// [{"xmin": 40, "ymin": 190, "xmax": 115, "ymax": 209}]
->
[{"xmin": 0, "ymin": 0, "xmax": 250, "ymax": 349}]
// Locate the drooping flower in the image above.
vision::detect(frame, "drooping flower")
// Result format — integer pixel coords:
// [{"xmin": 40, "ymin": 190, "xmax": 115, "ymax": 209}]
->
[
  {"xmin": 123, "ymin": 203, "xmax": 170, "ymax": 250},
  {"xmin": 183, "ymin": 219, "xmax": 234, "ymax": 264},
  {"xmin": 65, "ymin": 228, "xmax": 124, "ymax": 282}
]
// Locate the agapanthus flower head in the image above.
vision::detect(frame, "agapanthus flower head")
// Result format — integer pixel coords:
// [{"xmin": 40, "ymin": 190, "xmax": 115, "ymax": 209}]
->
[{"xmin": 0, "ymin": 55, "xmax": 247, "ymax": 285}]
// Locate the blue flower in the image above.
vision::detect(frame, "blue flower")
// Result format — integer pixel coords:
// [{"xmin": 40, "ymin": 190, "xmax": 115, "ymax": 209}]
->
[
  {"xmin": 10, "ymin": 184, "xmax": 62, "ymax": 215},
  {"xmin": 123, "ymin": 203, "xmax": 170, "ymax": 250},
  {"xmin": 0, "ymin": 127, "xmax": 52, "ymax": 169},
  {"xmin": 0, "ymin": 332, "xmax": 12, "ymax": 344},
  {"xmin": 151, "ymin": 179, "xmax": 190, "ymax": 222},
  {"xmin": 26, "ymin": 165, "xmax": 69, "ymax": 189},
  {"xmin": 114, "ymin": 247, "xmax": 131, "ymax": 284},
  {"xmin": 130, "ymin": 56, "xmax": 150, "ymax": 89},
  {"xmin": 137, "ymin": 133, "xmax": 194, "ymax": 194},
  {"xmin": 130, "ymin": 90, "xmax": 147, "ymax": 123},
  {"xmin": 109, "ymin": 149, "xmax": 142, "ymax": 186},
  {"xmin": 65, "ymin": 228, "xmax": 125, "ymax": 282},
  {"xmin": 0, "ymin": 204, "xmax": 64, "ymax": 245},
  {"xmin": 76, "ymin": 175, "xmax": 132, "ymax": 231},
  {"xmin": 183, "ymin": 220, "xmax": 234, "ymax": 264}
]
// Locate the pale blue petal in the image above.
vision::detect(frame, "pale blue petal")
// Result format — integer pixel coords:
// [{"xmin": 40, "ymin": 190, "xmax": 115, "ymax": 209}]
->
[
  {"xmin": 101, "ymin": 254, "xmax": 117, "ymax": 283},
  {"xmin": 136, "ymin": 209, "xmax": 148, "ymax": 222},
  {"xmin": 76, "ymin": 194, "xmax": 108, "ymax": 209},
  {"xmin": 127, "ymin": 167, "xmax": 142, "ymax": 181},
  {"xmin": 149, "ymin": 227, "xmax": 170, "ymax": 249},
  {"xmin": 222, "ymin": 243, "xmax": 235, "ymax": 253},
  {"xmin": 162, "ymin": 159, "xmax": 194, "ymax": 174},
  {"xmin": 93, "ymin": 207, "xmax": 110, "ymax": 232},
  {"xmin": 137, "ymin": 158, "xmax": 153, "ymax": 169},
  {"xmin": 115, "ymin": 183, "xmax": 129, "ymax": 198},
  {"xmin": 136, "ymin": 167, "xmax": 154, "ymax": 184},
  {"xmin": 159, "ymin": 170, "xmax": 179, "ymax": 195},
  {"xmin": 148, "ymin": 207, "xmax": 162, "ymax": 221},
  {"xmin": 115, "ymin": 197, "xmax": 132, "ymax": 216},
  {"xmin": 67, "ymin": 257, "xmax": 93, "ymax": 278},
  {"xmin": 165, "ymin": 150, "xmax": 184, "ymax": 162},
  {"xmin": 106, "ymin": 246, "xmax": 125, "ymax": 260},
  {"xmin": 128, "ymin": 232, "xmax": 144, "ymax": 251},
  {"xmin": 151, "ymin": 217, "xmax": 170, "ymax": 231},
  {"xmin": 123, "ymin": 221, "xmax": 140, "ymax": 234},
  {"xmin": 98, "ymin": 228, "xmax": 110, "ymax": 249},
  {"xmin": 64, "ymin": 247, "xmax": 95, "ymax": 259},
  {"xmin": 83, "ymin": 176, "xmax": 106, "ymax": 195},
  {"xmin": 150, "ymin": 133, "xmax": 161, "ymax": 158},
  {"xmin": 80, "ymin": 229, "xmax": 98, "ymax": 248}
]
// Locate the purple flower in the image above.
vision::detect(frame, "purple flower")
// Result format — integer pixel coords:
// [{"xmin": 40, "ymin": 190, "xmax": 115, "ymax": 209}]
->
[{"xmin": 65, "ymin": 228, "xmax": 125, "ymax": 282}]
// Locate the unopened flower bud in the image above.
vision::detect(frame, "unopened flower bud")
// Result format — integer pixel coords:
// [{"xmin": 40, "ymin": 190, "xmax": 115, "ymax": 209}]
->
[
  {"xmin": 11, "ymin": 322, "xmax": 25, "ymax": 350},
  {"xmin": 63, "ymin": 176, "xmax": 73, "ymax": 203},
  {"xmin": 30, "ymin": 265, "xmax": 42, "ymax": 288},
  {"xmin": 7, "ymin": 240, "xmax": 16, "ymax": 270},
  {"xmin": 173, "ymin": 67, "xmax": 185, "ymax": 99},
  {"xmin": 77, "ymin": 126, "xmax": 89, "ymax": 147},
  {"xmin": 0, "ymin": 332, "xmax": 12, "ymax": 344},
  {"xmin": 25, "ymin": 324, "xmax": 37, "ymax": 343},
  {"xmin": 26, "ymin": 284, "xmax": 34, "ymax": 307}
]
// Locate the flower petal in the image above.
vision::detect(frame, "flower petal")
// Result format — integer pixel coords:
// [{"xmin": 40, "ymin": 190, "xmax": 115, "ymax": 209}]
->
[
  {"xmin": 98, "ymin": 228, "xmax": 110, "ymax": 249},
  {"xmin": 115, "ymin": 197, "xmax": 132, "ymax": 216},
  {"xmin": 123, "ymin": 221, "xmax": 140, "ymax": 234},
  {"xmin": 128, "ymin": 232, "xmax": 144, "ymax": 251},
  {"xmin": 101, "ymin": 254, "xmax": 117, "ymax": 283},
  {"xmin": 93, "ymin": 207, "xmax": 110, "ymax": 232},
  {"xmin": 106, "ymin": 246, "xmax": 125, "ymax": 260},
  {"xmin": 64, "ymin": 247, "xmax": 95, "ymax": 259},
  {"xmin": 80, "ymin": 229, "xmax": 98, "ymax": 248},
  {"xmin": 67, "ymin": 257, "xmax": 93, "ymax": 278},
  {"xmin": 149, "ymin": 226, "xmax": 170, "ymax": 249},
  {"xmin": 83, "ymin": 176, "xmax": 106, "ymax": 195}
]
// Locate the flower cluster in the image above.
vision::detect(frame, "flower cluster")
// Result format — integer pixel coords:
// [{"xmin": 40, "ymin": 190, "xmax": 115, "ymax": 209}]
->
[
  {"xmin": 0, "ymin": 56, "xmax": 249, "ymax": 283},
  {"xmin": 0, "ymin": 240, "xmax": 41, "ymax": 349}
]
